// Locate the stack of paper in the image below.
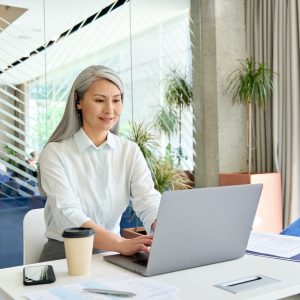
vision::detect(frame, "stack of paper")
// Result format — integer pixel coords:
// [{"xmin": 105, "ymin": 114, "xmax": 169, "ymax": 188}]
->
[
  {"xmin": 247, "ymin": 231, "xmax": 300, "ymax": 262},
  {"xmin": 25, "ymin": 274, "xmax": 180, "ymax": 300}
]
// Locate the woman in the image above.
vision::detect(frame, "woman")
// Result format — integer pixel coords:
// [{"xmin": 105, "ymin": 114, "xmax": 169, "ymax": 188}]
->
[{"xmin": 39, "ymin": 65, "xmax": 160, "ymax": 262}]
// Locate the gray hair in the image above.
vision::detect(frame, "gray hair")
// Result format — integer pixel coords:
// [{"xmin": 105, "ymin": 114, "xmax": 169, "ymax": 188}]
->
[
  {"xmin": 47, "ymin": 65, "xmax": 124, "ymax": 144},
  {"xmin": 38, "ymin": 65, "xmax": 124, "ymax": 196}
]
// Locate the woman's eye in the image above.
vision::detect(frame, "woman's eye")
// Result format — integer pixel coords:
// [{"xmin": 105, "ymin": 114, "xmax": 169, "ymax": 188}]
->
[
  {"xmin": 113, "ymin": 99, "xmax": 121, "ymax": 103},
  {"xmin": 95, "ymin": 99, "xmax": 104, "ymax": 102}
]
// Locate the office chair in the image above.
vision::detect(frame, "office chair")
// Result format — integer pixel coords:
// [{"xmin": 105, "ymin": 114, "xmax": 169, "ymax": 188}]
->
[{"xmin": 23, "ymin": 208, "xmax": 47, "ymax": 264}]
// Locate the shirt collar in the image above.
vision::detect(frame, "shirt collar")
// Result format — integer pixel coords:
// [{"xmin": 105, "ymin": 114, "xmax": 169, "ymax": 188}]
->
[{"xmin": 74, "ymin": 128, "xmax": 117, "ymax": 153}]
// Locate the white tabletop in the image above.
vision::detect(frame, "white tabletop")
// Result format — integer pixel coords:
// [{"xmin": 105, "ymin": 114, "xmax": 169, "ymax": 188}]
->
[{"xmin": 1, "ymin": 254, "xmax": 300, "ymax": 300}]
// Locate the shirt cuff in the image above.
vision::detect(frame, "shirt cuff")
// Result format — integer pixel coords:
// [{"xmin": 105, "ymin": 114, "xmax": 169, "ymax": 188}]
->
[{"xmin": 143, "ymin": 208, "xmax": 159, "ymax": 234}]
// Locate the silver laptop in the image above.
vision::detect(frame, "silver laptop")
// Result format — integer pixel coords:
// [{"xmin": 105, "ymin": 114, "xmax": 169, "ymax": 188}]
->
[{"xmin": 104, "ymin": 184, "xmax": 263, "ymax": 276}]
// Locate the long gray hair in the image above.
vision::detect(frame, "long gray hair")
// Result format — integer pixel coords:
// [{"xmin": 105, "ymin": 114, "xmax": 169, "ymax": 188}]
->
[
  {"xmin": 47, "ymin": 65, "xmax": 124, "ymax": 144},
  {"xmin": 38, "ymin": 65, "xmax": 124, "ymax": 196}
]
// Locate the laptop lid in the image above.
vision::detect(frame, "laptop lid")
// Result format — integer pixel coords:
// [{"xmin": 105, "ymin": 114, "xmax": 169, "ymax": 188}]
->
[{"xmin": 104, "ymin": 184, "xmax": 262, "ymax": 276}]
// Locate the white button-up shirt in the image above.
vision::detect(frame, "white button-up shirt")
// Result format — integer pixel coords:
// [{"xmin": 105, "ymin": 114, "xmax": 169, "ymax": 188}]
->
[{"xmin": 39, "ymin": 128, "xmax": 161, "ymax": 242}]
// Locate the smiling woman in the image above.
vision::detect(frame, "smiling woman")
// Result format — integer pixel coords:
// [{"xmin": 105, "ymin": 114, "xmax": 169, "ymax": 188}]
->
[
  {"xmin": 0, "ymin": 0, "xmax": 194, "ymax": 269},
  {"xmin": 76, "ymin": 79, "xmax": 123, "ymax": 147},
  {"xmin": 38, "ymin": 65, "xmax": 161, "ymax": 262}
]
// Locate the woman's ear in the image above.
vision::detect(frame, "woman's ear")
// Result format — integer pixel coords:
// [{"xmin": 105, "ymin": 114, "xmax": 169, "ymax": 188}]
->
[
  {"xmin": 74, "ymin": 91, "xmax": 81, "ymax": 109},
  {"xmin": 76, "ymin": 99, "xmax": 81, "ymax": 109}
]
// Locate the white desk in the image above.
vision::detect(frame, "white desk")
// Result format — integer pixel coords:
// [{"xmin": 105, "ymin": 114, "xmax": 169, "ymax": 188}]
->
[{"xmin": 0, "ymin": 254, "xmax": 300, "ymax": 300}]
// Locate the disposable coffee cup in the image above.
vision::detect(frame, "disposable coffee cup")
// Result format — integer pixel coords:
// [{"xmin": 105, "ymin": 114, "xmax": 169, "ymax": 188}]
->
[{"xmin": 62, "ymin": 227, "xmax": 94, "ymax": 276}]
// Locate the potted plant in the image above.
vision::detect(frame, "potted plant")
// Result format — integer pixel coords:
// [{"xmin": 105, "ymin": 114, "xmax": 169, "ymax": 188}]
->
[
  {"xmin": 219, "ymin": 57, "xmax": 282, "ymax": 233},
  {"xmin": 121, "ymin": 121, "xmax": 192, "ymax": 238},
  {"xmin": 155, "ymin": 70, "xmax": 192, "ymax": 167}
]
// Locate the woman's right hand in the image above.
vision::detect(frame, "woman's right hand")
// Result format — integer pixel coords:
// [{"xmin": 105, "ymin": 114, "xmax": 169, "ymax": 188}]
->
[
  {"xmin": 81, "ymin": 220, "xmax": 152, "ymax": 255},
  {"xmin": 116, "ymin": 235, "xmax": 153, "ymax": 256}
]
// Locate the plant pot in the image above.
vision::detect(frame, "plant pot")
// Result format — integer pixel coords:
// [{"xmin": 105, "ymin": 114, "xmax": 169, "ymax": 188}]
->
[
  {"xmin": 219, "ymin": 172, "xmax": 282, "ymax": 233},
  {"xmin": 122, "ymin": 227, "xmax": 147, "ymax": 239},
  {"xmin": 184, "ymin": 170, "xmax": 195, "ymax": 188}
]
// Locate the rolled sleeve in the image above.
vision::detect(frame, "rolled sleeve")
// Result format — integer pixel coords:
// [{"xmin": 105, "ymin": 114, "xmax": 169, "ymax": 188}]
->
[{"xmin": 130, "ymin": 146, "xmax": 161, "ymax": 233}]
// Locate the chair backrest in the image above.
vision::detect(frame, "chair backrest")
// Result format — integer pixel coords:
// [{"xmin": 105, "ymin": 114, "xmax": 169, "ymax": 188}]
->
[{"xmin": 23, "ymin": 208, "xmax": 47, "ymax": 264}]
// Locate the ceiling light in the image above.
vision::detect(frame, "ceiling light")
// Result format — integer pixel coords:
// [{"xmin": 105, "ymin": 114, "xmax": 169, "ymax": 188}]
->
[
  {"xmin": 30, "ymin": 28, "xmax": 42, "ymax": 33},
  {"xmin": 17, "ymin": 35, "xmax": 30, "ymax": 40}
]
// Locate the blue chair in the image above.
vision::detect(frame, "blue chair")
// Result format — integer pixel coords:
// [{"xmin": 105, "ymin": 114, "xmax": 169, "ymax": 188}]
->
[
  {"xmin": 281, "ymin": 218, "xmax": 300, "ymax": 237},
  {"xmin": 120, "ymin": 202, "xmax": 143, "ymax": 237}
]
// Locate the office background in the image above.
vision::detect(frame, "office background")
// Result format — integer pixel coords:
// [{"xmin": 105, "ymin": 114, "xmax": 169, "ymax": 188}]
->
[{"xmin": 0, "ymin": 0, "xmax": 299, "ymax": 264}]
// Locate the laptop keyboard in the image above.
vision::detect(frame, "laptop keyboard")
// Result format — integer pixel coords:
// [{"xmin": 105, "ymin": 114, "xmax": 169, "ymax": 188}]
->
[
  {"xmin": 132, "ymin": 252, "xmax": 149, "ymax": 267},
  {"xmin": 133, "ymin": 258, "xmax": 148, "ymax": 267}
]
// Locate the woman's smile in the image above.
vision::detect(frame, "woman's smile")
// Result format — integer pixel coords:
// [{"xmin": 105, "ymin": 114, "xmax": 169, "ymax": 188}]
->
[{"xmin": 99, "ymin": 116, "xmax": 115, "ymax": 123}]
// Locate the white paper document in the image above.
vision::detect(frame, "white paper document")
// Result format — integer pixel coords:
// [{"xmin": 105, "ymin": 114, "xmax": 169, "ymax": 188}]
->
[
  {"xmin": 25, "ymin": 274, "xmax": 180, "ymax": 300},
  {"xmin": 247, "ymin": 232, "xmax": 300, "ymax": 258}
]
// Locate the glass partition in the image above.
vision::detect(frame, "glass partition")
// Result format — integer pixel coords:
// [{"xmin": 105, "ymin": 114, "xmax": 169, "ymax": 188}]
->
[
  {"xmin": 130, "ymin": 0, "xmax": 193, "ymax": 170},
  {"xmin": 0, "ymin": 1, "xmax": 45, "ymax": 196},
  {"xmin": 0, "ymin": 0, "xmax": 194, "ymax": 198}
]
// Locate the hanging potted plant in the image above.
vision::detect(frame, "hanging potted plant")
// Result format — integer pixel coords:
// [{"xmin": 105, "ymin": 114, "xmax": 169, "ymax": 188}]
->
[
  {"xmin": 156, "ymin": 70, "xmax": 193, "ymax": 167},
  {"xmin": 219, "ymin": 57, "xmax": 282, "ymax": 233},
  {"xmin": 154, "ymin": 70, "xmax": 194, "ymax": 184},
  {"xmin": 154, "ymin": 105, "xmax": 178, "ymax": 148}
]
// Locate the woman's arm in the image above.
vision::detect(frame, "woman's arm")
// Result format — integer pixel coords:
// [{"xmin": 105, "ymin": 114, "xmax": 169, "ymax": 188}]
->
[
  {"xmin": 41, "ymin": 144, "xmax": 152, "ymax": 255},
  {"xmin": 130, "ymin": 145, "xmax": 161, "ymax": 233},
  {"xmin": 81, "ymin": 219, "xmax": 152, "ymax": 255},
  {"xmin": 40, "ymin": 144, "xmax": 90, "ymax": 231}
]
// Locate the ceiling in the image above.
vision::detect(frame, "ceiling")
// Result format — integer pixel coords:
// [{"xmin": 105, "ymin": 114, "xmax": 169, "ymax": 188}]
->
[
  {"xmin": 0, "ymin": 0, "xmax": 189, "ymax": 85},
  {"xmin": 0, "ymin": 4, "xmax": 27, "ymax": 31}
]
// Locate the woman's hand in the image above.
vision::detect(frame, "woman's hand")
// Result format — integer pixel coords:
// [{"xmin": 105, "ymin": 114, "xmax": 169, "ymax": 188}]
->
[
  {"xmin": 116, "ymin": 235, "xmax": 153, "ymax": 256},
  {"xmin": 81, "ymin": 220, "xmax": 152, "ymax": 255}
]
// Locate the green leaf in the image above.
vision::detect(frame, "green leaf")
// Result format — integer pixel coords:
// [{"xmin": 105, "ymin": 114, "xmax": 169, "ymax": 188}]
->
[
  {"xmin": 164, "ymin": 70, "xmax": 192, "ymax": 109},
  {"xmin": 154, "ymin": 105, "xmax": 178, "ymax": 137},
  {"xmin": 227, "ymin": 57, "xmax": 275, "ymax": 108}
]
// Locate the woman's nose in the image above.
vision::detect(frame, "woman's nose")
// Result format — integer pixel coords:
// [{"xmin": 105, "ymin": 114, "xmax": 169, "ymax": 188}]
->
[{"xmin": 104, "ymin": 102, "xmax": 113, "ymax": 114}]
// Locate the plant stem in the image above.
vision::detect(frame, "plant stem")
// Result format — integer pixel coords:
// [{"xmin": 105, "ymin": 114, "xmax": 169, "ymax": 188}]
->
[
  {"xmin": 178, "ymin": 106, "xmax": 182, "ymax": 165},
  {"xmin": 248, "ymin": 101, "xmax": 252, "ymax": 174}
]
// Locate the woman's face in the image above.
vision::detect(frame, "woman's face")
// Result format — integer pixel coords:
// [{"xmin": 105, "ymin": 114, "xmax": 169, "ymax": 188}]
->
[{"xmin": 77, "ymin": 79, "xmax": 122, "ymax": 135}]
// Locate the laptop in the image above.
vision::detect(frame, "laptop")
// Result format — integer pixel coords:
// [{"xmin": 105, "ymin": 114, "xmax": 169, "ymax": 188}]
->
[{"xmin": 104, "ymin": 184, "xmax": 263, "ymax": 276}]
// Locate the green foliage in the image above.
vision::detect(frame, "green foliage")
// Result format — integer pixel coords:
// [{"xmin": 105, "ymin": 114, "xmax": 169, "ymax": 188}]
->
[
  {"xmin": 227, "ymin": 57, "xmax": 275, "ymax": 173},
  {"xmin": 154, "ymin": 106, "xmax": 178, "ymax": 138},
  {"xmin": 164, "ymin": 71, "xmax": 193, "ymax": 109},
  {"xmin": 151, "ymin": 158, "xmax": 192, "ymax": 193},
  {"xmin": 126, "ymin": 121, "xmax": 159, "ymax": 168},
  {"xmin": 228, "ymin": 57, "xmax": 275, "ymax": 107},
  {"xmin": 164, "ymin": 143, "xmax": 187, "ymax": 168},
  {"xmin": 155, "ymin": 70, "xmax": 193, "ymax": 167},
  {"xmin": 2, "ymin": 145, "xmax": 19, "ymax": 167},
  {"xmin": 127, "ymin": 121, "xmax": 192, "ymax": 193}
]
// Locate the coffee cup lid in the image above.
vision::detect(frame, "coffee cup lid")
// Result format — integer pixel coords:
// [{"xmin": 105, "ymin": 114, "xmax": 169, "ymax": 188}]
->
[{"xmin": 62, "ymin": 227, "xmax": 94, "ymax": 238}]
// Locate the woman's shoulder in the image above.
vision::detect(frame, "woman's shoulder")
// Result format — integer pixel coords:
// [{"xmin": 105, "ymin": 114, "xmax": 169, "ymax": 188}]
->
[
  {"xmin": 111, "ymin": 134, "xmax": 140, "ymax": 152},
  {"xmin": 40, "ymin": 138, "xmax": 72, "ymax": 158}
]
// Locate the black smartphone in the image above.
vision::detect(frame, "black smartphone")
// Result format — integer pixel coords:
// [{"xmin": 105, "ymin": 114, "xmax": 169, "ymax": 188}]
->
[{"xmin": 23, "ymin": 265, "xmax": 56, "ymax": 286}]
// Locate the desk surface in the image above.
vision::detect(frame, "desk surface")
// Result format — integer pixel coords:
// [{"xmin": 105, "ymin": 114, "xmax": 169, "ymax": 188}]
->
[{"xmin": 0, "ymin": 254, "xmax": 300, "ymax": 300}]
